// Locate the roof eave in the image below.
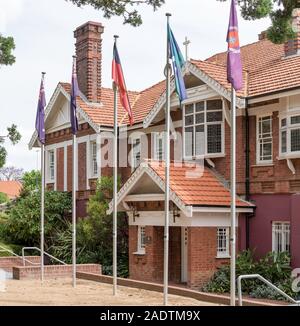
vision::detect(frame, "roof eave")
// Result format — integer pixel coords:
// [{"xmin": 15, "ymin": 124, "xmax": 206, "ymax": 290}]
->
[{"xmin": 143, "ymin": 61, "xmax": 246, "ymax": 129}]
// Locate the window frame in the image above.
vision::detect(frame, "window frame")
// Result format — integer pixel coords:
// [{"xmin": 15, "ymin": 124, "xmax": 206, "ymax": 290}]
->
[
  {"xmin": 90, "ymin": 141, "xmax": 98, "ymax": 178},
  {"xmin": 256, "ymin": 115, "xmax": 273, "ymax": 164},
  {"xmin": 272, "ymin": 222, "xmax": 290, "ymax": 254},
  {"xmin": 137, "ymin": 226, "xmax": 146, "ymax": 254},
  {"xmin": 183, "ymin": 99, "xmax": 225, "ymax": 160},
  {"xmin": 131, "ymin": 136, "xmax": 141, "ymax": 172},
  {"xmin": 279, "ymin": 111, "xmax": 300, "ymax": 158},
  {"xmin": 153, "ymin": 132, "xmax": 165, "ymax": 161},
  {"xmin": 48, "ymin": 150, "xmax": 55, "ymax": 182},
  {"xmin": 217, "ymin": 227, "xmax": 230, "ymax": 258}
]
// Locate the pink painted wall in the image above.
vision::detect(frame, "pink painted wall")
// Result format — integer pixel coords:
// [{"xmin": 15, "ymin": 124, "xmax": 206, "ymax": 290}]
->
[{"xmin": 249, "ymin": 194, "xmax": 300, "ymax": 268}]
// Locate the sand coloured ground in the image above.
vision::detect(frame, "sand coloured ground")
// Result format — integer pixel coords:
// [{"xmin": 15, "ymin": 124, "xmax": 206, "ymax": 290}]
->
[{"xmin": 0, "ymin": 278, "xmax": 221, "ymax": 306}]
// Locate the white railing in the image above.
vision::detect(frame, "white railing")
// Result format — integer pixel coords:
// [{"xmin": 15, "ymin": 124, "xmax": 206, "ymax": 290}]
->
[
  {"xmin": 0, "ymin": 245, "xmax": 37, "ymax": 266},
  {"xmin": 21, "ymin": 247, "xmax": 66, "ymax": 266},
  {"xmin": 237, "ymin": 274, "xmax": 300, "ymax": 306}
]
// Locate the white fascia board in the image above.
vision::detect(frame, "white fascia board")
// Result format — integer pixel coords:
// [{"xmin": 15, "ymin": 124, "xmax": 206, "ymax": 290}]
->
[
  {"xmin": 28, "ymin": 84, "xmax": 101, "ymax": 150},
  {"xmin": 143, "ymin": 61, "xmax": 246, "ymax": 129},
  {"xmin": 192, "ymin": 206, "xmax": 254, "ymax": 213}
]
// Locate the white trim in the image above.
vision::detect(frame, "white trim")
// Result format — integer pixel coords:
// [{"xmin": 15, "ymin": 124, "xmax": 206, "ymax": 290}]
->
[
  {"xmin": 130, "ymin": 135, "xmax": 141, "ymax": 172},
  {"xmin": 143, "ymin": 61, "xmax": 245, "ymax": 129},
  {"xmin": 125, "ymin": 194, "xmax": 165, "ymax": 202},
  {"xmin": 29, "ymin": 84, "xmax": 100, "ymax": 150},
  {"xmin": 128, "ymin": 210, "xmax": 240, "ymax": 227},
  {"xmin": 86, "ymin": 135, "xmax": 91, "ymax": 190},
  {"xmin": 248, "ymin": 88, "xmax": 300, "ymax": 105},
  {"xmin": 272, "ymin": 221, "xmax": 291, "ymax": 254},
  {"xmin": 192, "ymin": 206, "xmax": 253, "ymax": 213},
  {"xmin": 107, "ymin": 162, "xmax": 191, "ymax": 216},
  {"xmin": 183, "ymin": 99, "xmax": 225, "ymax": 159},
  {"xmin": 217, "ymin": 227, "xmax": 230, "ymax": 258},
  {"xmin": 64, "ymin": 144, "xmax": 68, "ymax": 192},
  {"xmin": 136, "ymin": 225, "xmax": 146, "ymax": 255},
  {"xmin": 256, "ymin": 114, "xmax": 273, "ymax": 165}
]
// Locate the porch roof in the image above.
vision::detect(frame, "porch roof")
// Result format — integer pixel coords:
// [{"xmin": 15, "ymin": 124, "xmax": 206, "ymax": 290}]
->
[{"xmin": 108, "ymin": 160, "xmax": 254, "ymax": 215}]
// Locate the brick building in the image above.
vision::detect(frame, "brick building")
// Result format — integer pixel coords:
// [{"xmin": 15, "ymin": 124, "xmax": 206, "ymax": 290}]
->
[{"xmin": 30, "ymin": 17, "xmax": 300, "ymax": 288}]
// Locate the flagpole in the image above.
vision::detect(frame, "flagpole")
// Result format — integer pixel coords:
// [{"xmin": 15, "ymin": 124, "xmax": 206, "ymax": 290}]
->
[
  {"xmin": 72, "ymin": 56, "xmax": 77, "ymax": 289},
  {"xmin": 164, "ymin": 13, "xmax": 171, "ymax": 306},
  {"xmin": 230, "ymin": 85, "xmax": 237, "ymax": 306},
  {"xmin": 113, "ymin": 35, "xmax": 119, "ymax": 296},
  {"xmin": 40, "ymin": 72, "xmax": 46, "ymax": 284}
]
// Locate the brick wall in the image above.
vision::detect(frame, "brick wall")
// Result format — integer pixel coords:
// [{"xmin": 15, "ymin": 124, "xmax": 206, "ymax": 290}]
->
[
  {"xmin": 129, "ymin": 226, "xmax": 181, "ymax": 283},
  {"xmin": 187, "ymin": 227, "xmax": 229, "ymax": 289},
  {"xmin": 13, "ymin": 264, "xmax": 101, "ymax": 280},
  {"xmin": 56, "ymin": 147, "xmax": 64, "ymax": 191},
  {"xmin": 0, "ymin": 256, "xmax": 40, "ymax": 273}
]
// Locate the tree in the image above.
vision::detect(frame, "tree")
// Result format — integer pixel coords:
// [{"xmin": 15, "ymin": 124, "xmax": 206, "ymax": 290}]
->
[
  {"xmin": 0, "ymin": 125, "xmax": 21, "ymax": 168},
  {"xmin": 20, "ymin": 170, "xmax": 41, "ymax": 197},
  {"xmin": 0, "ymin": 192, "xmax": 9, "ymax": 204},
  {"xmin": 218, "ymin": 0, "xmax": 300, "ymax": 44},
  {"xmin": 0, "ymin": 34, "xmax": 16, "ymax": 66},
  {"xmin": 0, "ymin": 166, "xmax": 24, "ymax": 181},
  {"xmin": 67, "ymin": 0, "xmax": 165, "ymax": 26}
]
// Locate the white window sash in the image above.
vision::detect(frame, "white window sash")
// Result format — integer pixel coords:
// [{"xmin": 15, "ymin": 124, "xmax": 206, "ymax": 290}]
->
[
  {"xmin": 256, "ymin": 115, "xmax": 273, "ymax": 164},
  {"xmin": 183, "ymin": 100, "xmax": 224, "ymax": 160},
  {"xmin": 217, "ymin": 227, "xmax": 230, "ymax": 258},
  {"xmin": 137, "ymin": 226, "xmax": 146, "ymax": 254}
]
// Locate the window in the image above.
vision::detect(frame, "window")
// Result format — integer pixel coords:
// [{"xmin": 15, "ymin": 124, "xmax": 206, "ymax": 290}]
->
[
  {"xmin": 48, "ymin": 150, "xmax": 55, "ymax": 181},
  {"xmin": 217, "ymin": 228, "xmax": 230, "ymax": 258},
  {"xmin": 153, "ymin": 133, "xmax": 165, "ymax": 161},
  {"xmin": 184, "ymin": 100, "xmax": 223, "ymax": 158},
  {"xmin": 132, "ymin": 137, "xmax": 141, "ymax": 170},
  {"xmin": 257, "ymin": 116, "xmax": 273, "ymax": 163},
  {"xmin": 137, "ymin": 226, "xmax": 146, "ymax": 254},
  {"xmin": 280, "ymin": 114, "xmax": 300, "ymax": 156},
  {"xmin": 91, "ymin": 142, "xmax": 98, "ymax": 177},
  {"xmin": 272, "ymin": 222, "xmax": 290, "ymax": 254}
]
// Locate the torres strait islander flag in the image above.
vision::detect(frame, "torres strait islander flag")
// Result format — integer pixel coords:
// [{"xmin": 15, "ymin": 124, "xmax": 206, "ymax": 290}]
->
[
  {"xmin": 112, "ymin": 42, "xmax": 134, "ymax": 125},
  {"xmin": 35, "ymin": 75, "xmax": 46, "ymax": 144},
  {"xmin": 168, "ymin": 23, "xmax": 187, "ymax": 102},
  {"xmin": 227, "ymin": 0, "xmax": 243, "ymax": 91}
]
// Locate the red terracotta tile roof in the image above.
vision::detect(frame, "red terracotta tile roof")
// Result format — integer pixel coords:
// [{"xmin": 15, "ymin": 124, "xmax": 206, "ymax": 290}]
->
[
  {"xmin": 60, "ymin": 81, "xmax": 165, "ymax": 127},
  {"xmin": 0, "ymin": 181, "xmax": 22, "ymax": 199},
  {"xmin": 206, "ymin": 38, "xmax": 300, "ymax": 97},
  {"xmin": 148, "ymin": 161, "xmax": 253, "ymax": 208},
  {"xmin": 60, "ymin": 38, "xmax": 300, "ymax": 128}
]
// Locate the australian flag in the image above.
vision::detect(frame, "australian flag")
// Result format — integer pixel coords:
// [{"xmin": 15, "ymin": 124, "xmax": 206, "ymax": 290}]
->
[
  {"xmin": 112, "ymin": 42, "xmax": 134, "ymax": 125},
  {"xmin": 35, "ymin": 75, "xmax": 46, "ymax": 144},
  {"xmin": 70, "ymin": 58, "xmax": 79, "ymax": 135},
  {"xmin": 168, "ymin": 23, "xmax": 187, "ymax": 102}
]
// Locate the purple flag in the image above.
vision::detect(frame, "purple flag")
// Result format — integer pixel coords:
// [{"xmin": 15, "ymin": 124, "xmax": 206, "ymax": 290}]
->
[
  {"xmin": 35, "ymin": 75, "xmax": 46, "ymax": 144},
  {"xmin": 227, "ymin": 0, "xmax": 243, "ymax": 91},
  {"xmin": 70, "ymin": 58, "xmax": 79, "ymax": 135}
]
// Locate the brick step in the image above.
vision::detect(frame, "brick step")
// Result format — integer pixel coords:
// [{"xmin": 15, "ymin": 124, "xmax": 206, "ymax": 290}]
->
[{"xmin": 0, "ymin": 256, "xmax": 41, "ymax": 272}]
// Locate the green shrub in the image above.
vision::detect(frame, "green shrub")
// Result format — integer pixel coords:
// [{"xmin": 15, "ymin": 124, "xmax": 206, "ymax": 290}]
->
[
  {"xmin": 2, "ymin": 191, "xmax": 71, "ymax": 249},
  {"xmin": 0, "ymin": 192, "xmax": 8, "ymax": 204},
  {"xmin": 50, "ymin": 176, "xmax": 129, "ymax": 277},
  {"xmin": 202, "ymin": 250, "xmax": 296, "ymax": 301}
]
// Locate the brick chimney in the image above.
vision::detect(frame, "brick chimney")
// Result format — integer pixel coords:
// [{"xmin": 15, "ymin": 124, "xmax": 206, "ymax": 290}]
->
[
  {"xmin": 74, "ymin": 22, "xmax": 104, "ymax": 103},
  {"xmin": 285, "ymin": 9, "xmax": 300, "ymax": 57},
  {"xmin": 258, "ymin": 31, "xmax": 268, "ymax": 41}
]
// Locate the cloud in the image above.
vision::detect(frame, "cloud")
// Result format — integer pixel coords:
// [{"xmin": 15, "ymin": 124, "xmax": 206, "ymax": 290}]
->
[{"xmin": 0, "ymin": 0, "xmax": 24, "ymax": 32}]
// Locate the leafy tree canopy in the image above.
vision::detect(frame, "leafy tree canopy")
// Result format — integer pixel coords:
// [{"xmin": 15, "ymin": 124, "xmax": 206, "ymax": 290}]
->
[
  {"xmin": 67, "ymin": 0, "xmax": 165, "ymax": 26},
  {"xmin": 0, "ymin": 34, "xmax": 16, "ymax": 66},
  {"xmin": 0, "ymin": 125, "xmax": 21, "ymax": 168},
  {"xmin": 218, "ymin": 0, "xmax": 300, "ymax": 44}
]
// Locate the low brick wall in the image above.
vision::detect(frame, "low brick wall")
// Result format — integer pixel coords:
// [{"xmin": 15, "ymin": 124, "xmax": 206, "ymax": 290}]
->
[
  {"xmin": 77, "ymin": 272, "xmax": 282, "ymax": 307},
  {"xmin": 13, "ymin": 264, "xmax": 101, "ymax": 280},
  {"xmin": 0, "ymin": 256, "xmax": 40, "ymax": 272}
]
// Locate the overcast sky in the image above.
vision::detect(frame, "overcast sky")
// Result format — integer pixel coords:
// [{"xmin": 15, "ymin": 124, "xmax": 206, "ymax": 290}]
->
[{"xmin": 0, "ymin": 0, "xmax": 270, "ymax": 172}]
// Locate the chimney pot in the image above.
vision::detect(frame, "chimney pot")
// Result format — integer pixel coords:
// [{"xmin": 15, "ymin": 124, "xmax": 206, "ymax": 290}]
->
[{"xmin": 284, "ymin": 8, "xmax": 300, "ymax": 57}]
